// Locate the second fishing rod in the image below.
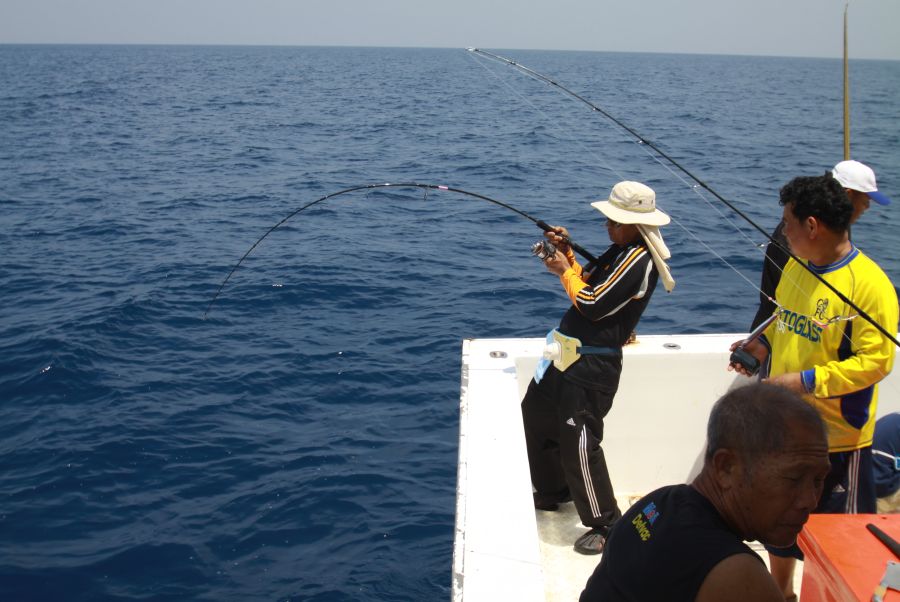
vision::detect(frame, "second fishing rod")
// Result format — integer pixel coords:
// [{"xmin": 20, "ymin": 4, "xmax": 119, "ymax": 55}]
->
[{"xmin": 468, "ymin": 47, "xmax": 900, "ymax": 349}]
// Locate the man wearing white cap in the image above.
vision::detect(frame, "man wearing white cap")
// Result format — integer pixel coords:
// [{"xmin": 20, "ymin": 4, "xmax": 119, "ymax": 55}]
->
[
  {"xmin": 521, "ymin": 181, "xmax": 674, "ymax": 555},
  {"xmin": 835, "ymin": 159, "xmax": 893, "ymax": 219},
  {"xmin": 749, "ymin": 160, "xmax": 892, "ymax": 331}
]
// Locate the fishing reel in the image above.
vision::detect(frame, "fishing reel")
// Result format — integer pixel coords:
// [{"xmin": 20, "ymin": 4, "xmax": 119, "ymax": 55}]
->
[
  {"xmin": 531, "ymin": 240, "xmax": 557, "ymax": 261},
  {"xmin": 728, "ymin": 313, "xmax": 779, "ymax": 377},
  {"xmin": 729, "ymin": 347, "xmax": 761, "ymax": 376}
]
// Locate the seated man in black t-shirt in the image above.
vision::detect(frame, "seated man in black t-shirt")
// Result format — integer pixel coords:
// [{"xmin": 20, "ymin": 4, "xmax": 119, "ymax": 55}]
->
[{"xmin": 580, "ymin": 383, "xmax": 830, "ymax": 602}]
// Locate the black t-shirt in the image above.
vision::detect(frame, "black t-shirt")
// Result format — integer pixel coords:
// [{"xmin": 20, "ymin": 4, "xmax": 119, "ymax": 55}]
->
[{"xmin": 580, "ymin": 484, "xmax": 761, "ymax": 602}]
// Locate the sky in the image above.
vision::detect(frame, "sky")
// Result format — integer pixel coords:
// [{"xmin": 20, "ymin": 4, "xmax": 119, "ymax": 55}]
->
[{"xmin": 1, "ymin": 0, "xmax": 899, "ymax": 60}]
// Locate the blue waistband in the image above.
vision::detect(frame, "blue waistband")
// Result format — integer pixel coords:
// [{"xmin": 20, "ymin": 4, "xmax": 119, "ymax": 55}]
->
[{"xmin": 576, "ymin": 346, "xmax": 622, "ymax": 357}]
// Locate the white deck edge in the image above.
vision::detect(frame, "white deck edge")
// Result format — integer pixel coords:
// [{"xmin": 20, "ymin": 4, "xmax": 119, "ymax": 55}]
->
[
  {"xmin": 453, "ymin": 338, "xmax": 546, "ymax": 602},
  {"xmin": 453, "ymin": 333, "xmax": 900, "ymax": 601}
]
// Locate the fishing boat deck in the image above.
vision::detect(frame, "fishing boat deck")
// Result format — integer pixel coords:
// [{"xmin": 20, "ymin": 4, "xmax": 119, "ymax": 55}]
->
[{"xmin": 453, "ymin": 335, "xmax": 900, "ymax": 601}]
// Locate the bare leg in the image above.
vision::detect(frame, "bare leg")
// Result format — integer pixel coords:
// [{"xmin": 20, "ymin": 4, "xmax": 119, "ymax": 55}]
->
[{"xmin": 768, "ymin": 554, "xmax": 797, "ymax": 600}]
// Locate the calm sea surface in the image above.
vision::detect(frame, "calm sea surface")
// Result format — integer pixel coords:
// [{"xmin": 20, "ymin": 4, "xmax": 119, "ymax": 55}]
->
[{"xmin": 1, "ymin": 45, "xmax": 898, "ymax": 601}]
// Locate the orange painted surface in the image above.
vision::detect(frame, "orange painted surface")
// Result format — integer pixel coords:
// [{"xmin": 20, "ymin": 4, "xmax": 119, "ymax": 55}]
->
[{"xmin": 797, "ymin": 514, "xmax": 900, "ymax": 601}]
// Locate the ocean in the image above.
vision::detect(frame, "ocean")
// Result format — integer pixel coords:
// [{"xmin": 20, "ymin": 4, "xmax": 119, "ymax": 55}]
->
[{"xmin": 1, "ymin": 45, "xmax": 898, "ymax": 601}]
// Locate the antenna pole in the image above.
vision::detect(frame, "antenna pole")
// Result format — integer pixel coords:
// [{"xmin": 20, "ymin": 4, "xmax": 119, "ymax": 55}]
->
[{"xmin": 843, "ymin": 2, "xmax": 851, "ymax": 160}]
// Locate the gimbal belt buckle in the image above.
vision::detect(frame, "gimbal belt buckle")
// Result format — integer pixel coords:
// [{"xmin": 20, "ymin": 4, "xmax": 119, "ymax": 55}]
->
[
  {"xmin": 549, "ymin": 330, "xmax": 582, "ymax": 372},
  {"xmin": 542, "ymin": 330, "xmax": 624, "ymax": 374}
]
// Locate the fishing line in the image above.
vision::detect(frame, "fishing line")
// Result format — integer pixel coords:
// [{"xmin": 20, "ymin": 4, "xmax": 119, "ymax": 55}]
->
[
  {"xmin": 203, "ymin": 182, "xmax": 598, "ymax": 318},
  {"xmin": 467, "ymin": 48, "xmax": 900, "ymax": 349},
  {"xmin": 467, "ymin": 51, "xmax": 843, "ymax": 336},
  {"xmin": 467, "ymin": 51, "xmax": 840, "ymax": 333},
  {"xmin": 466, "ymin": 51, "xmax": 770, "ymax": 301},
  {"xmin": 467, "ymin": 48, "xmax": 760, "ymax": 244},
  {"xmin": 469, "ymin": 51, "xmax": 818, "ymax": 339},
  {"xmin": 467, "ymin": 49, "xmax": 794, "ymax": 268},
  {"xmin": 470, "ymin": 48, "xmax": 900, "ymax": 403},
  {"xmin": 469, "ymin": 49, "xmax": 900, "ymax": 405}
]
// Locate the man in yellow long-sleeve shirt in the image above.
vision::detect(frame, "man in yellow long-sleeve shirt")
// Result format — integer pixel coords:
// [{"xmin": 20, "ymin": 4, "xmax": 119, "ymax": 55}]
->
[{"xmin": 729, "ymin": 173, "xmax": 899, "ymax": 599}]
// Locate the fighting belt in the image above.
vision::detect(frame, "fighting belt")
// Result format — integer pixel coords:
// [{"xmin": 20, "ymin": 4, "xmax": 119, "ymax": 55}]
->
[{"xmin": 544, "ymin": 329, "xmax": 622, "ymax": 372}]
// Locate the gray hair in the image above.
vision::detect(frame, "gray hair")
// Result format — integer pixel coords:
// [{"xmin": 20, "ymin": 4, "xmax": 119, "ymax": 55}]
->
[{"xmin": 705, "ymin": 383, "xmax": 826, "ymax": 465}]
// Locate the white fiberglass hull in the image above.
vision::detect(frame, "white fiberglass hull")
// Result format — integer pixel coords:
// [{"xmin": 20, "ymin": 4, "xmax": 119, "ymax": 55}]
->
[{"xmin": 453, "ymin": 334, "xmax": 900, "ymax": 601}]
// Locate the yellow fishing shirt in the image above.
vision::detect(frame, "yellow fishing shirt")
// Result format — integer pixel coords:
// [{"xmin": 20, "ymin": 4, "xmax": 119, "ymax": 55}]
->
[{"xmin": 763, "ymin": 246, "xmax": 899, "ymax": 452}]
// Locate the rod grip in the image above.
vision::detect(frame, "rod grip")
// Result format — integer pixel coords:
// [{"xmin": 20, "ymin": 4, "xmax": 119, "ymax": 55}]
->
[
  {"xmin": 867, "ymin": 523, "xmax": 900, "ymax": 560},
  {"xmin": 568, "ymin": 241, "xmax": 598, "ymax": 264},
  {"xmin": 534, "ymin": 221, "xmax": 598, "ymax": 263}
]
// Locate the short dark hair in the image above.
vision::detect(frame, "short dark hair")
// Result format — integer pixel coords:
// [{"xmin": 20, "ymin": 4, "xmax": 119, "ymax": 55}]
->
[
  {"xmin": 779, "ymin": 173, "xmax": 852, "ymax": 232},
  {"xmin": 705, "ymin": 383, "xmax": 826, "ymax": 466}
]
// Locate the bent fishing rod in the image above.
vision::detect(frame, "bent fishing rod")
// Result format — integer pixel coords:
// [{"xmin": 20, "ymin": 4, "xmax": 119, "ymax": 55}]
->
[
  {"xmin": 203, "ymin": 182, "xmax": 598, "ymax": 318},
  {"xmin": 468, "ymin": 48, "xmax": 900, "ymax": 348}
]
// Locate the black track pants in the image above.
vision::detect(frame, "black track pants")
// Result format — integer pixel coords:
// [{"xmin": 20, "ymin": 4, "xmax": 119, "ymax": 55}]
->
[{"xmin": 521, "ymin": 363, "xmax": 622, "ymax": 530}]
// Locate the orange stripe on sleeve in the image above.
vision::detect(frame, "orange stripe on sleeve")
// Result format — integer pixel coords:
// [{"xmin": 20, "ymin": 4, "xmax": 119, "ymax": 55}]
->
[{"xmin": 574, "ymin": 247, "xmax": 645, "ymax": 303}]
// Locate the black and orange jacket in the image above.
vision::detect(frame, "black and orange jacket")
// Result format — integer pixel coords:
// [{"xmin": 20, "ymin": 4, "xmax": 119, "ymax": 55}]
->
[{"xmin": 557, "ymin": 240, "xmax": 658, "ymax": 351}]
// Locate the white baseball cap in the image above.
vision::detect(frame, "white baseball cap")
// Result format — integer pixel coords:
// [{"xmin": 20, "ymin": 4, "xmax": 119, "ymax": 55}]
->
[{"xmin": 832, "ymin": 160, "xmax": 891, "ymax": 206}]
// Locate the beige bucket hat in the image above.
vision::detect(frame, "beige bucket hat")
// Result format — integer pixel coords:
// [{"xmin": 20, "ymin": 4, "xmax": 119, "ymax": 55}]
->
[{"xmin": 591, "ymin": 181, "xmax": 670, "ymax": 226}]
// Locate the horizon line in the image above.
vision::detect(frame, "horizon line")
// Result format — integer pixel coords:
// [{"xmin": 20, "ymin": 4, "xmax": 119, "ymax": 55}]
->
[{"xmin": 1, "ymin": 42, "xmax": 897, "ymax": 62}]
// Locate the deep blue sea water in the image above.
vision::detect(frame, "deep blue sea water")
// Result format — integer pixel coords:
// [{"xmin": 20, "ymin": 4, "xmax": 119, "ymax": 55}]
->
[{"xmin": 1, "ymin": 45, "xmax": 898, "ymax": 601}]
